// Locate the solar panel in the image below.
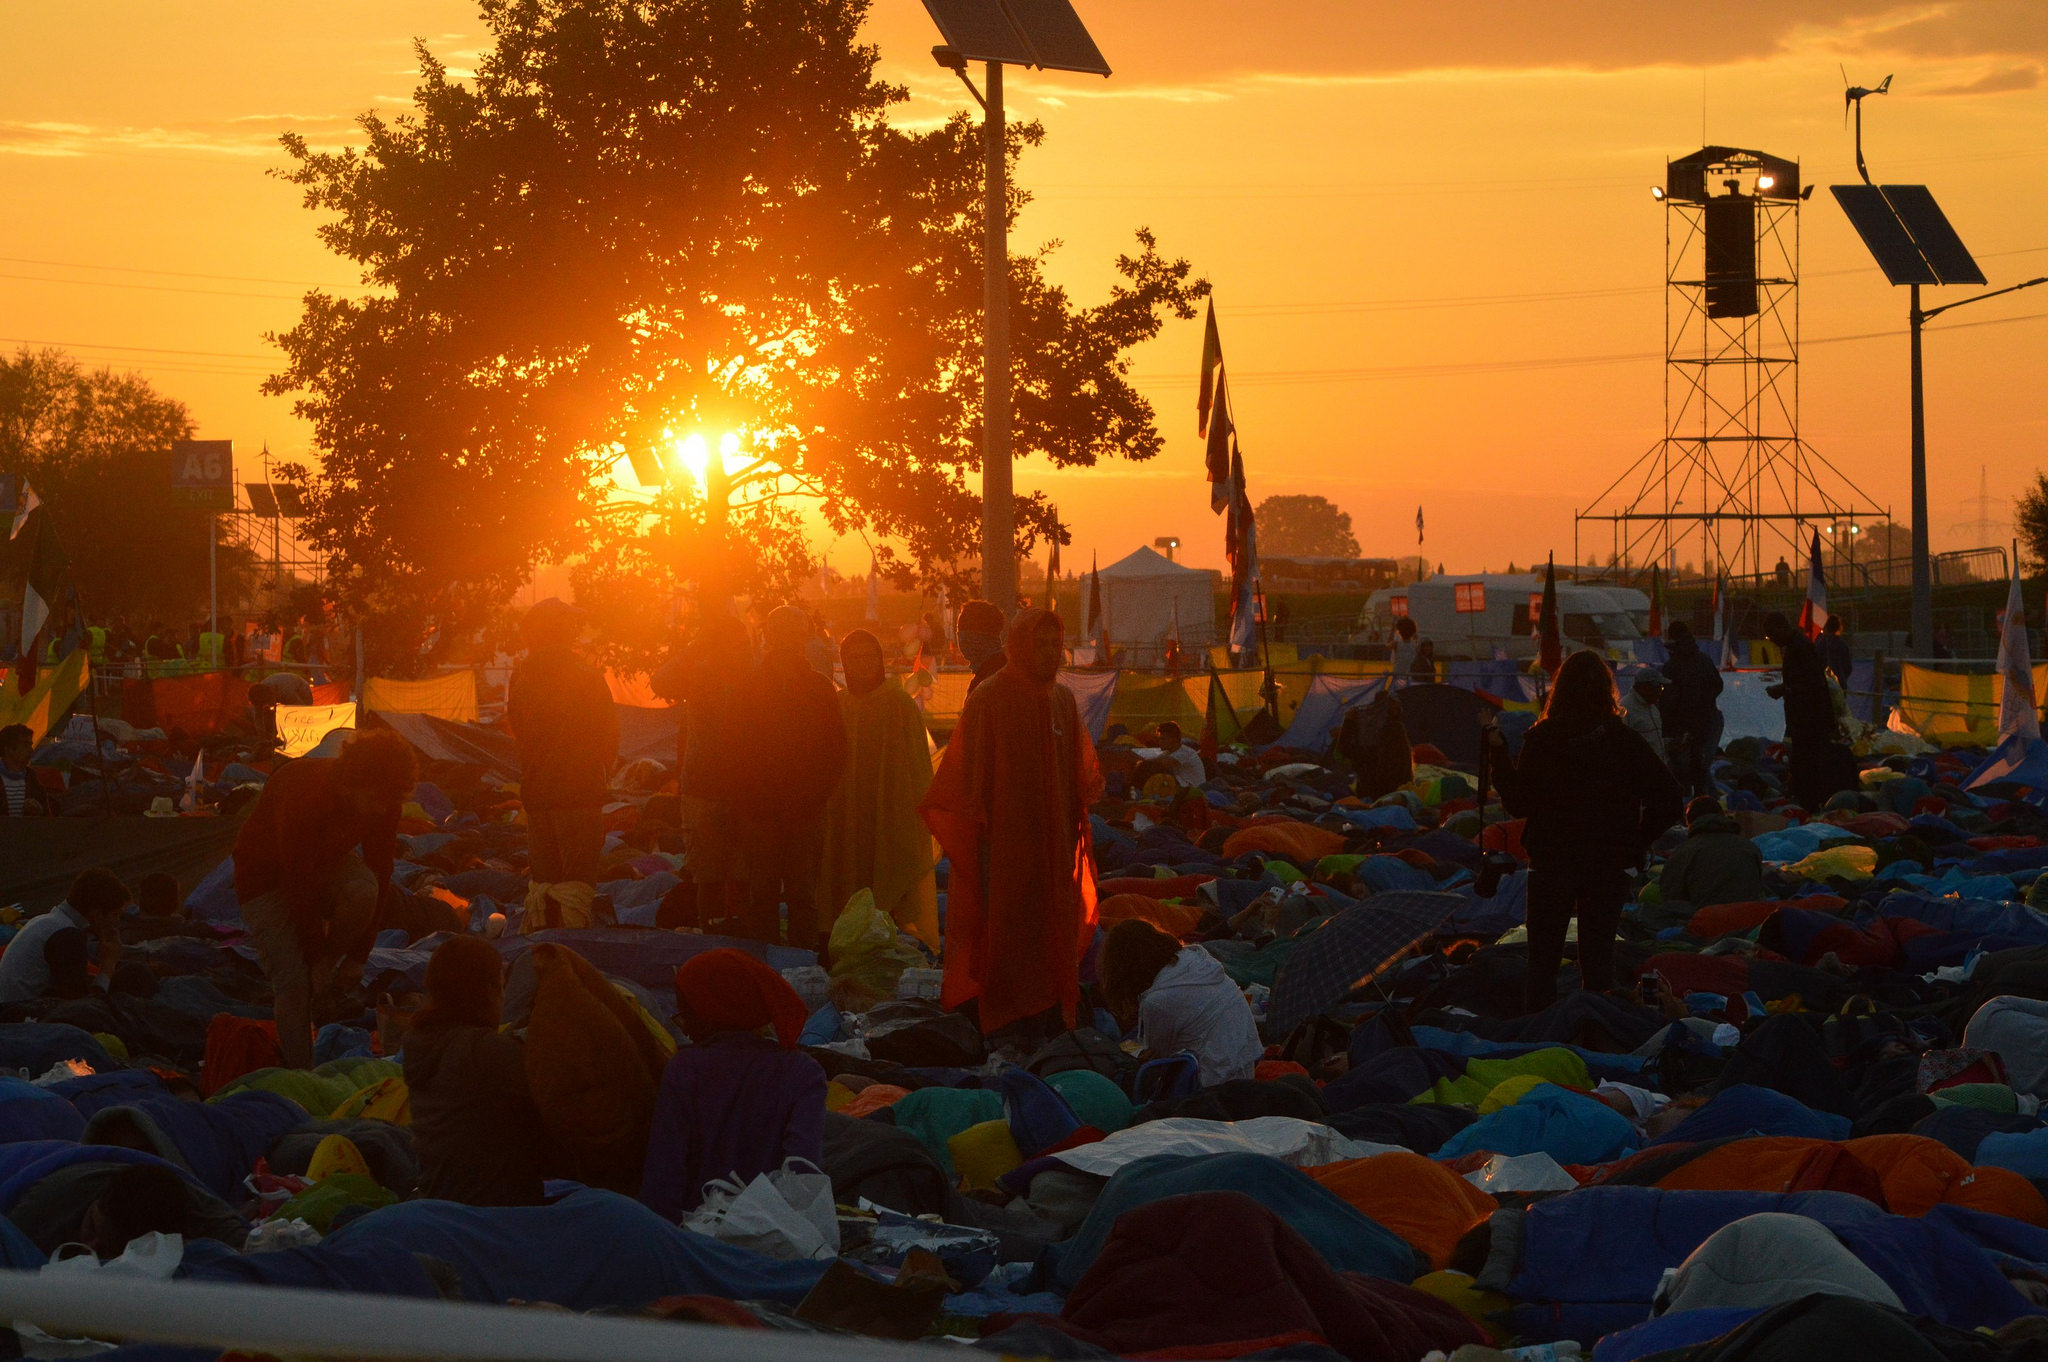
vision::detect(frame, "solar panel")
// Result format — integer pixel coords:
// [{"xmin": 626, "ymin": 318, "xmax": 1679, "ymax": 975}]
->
[
  {"xmin": 243, "ymin": 483, "xmax": 279, "ymax": 516},
  {"xmin": 1832, "ymin": 185, "xmax": 1938, "ymax": 285},
  {"xmin": 1880, "ymin": 184, "xmax": 1985, "ymax": 287},
  {"xmin": 273, "ymin": 484, "xmax": 308, "ymax": 518},
  {"xmin": 921, "ymin": 0, "xmax": 1033, "ymax": 65},
  {"xmin": 1002, "ymin": 0, "xmax": 1110, "ymax": 76}
]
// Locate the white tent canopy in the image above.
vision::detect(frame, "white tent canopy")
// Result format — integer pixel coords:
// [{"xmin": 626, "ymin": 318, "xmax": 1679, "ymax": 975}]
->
[{"xmin": 1097, "ymin": 546, "xmax": 1217, "ymax": 662}]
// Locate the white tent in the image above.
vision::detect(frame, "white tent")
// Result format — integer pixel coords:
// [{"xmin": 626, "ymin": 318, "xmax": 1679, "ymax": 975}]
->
[{"xmin": 1098, "ymin": 546, "xmax": 1217, "ymax": 662}]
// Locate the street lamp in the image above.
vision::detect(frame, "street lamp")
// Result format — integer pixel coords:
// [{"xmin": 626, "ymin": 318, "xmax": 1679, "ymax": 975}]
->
[{"xmin": 920, "ymin": 0, "xmax": 1109, "ymax": 618}]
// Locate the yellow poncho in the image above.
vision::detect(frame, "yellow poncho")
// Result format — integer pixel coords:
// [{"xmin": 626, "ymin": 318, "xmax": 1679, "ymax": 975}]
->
[{"xmin": 819, "ymin": 680, "xmax": 940, "ymax": 947}]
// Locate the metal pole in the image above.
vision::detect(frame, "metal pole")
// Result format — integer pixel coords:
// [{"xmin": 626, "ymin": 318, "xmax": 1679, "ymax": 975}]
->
[
  {"xmin": 1909, "ymin": 284, "xmax": 1931, "ymax": 654},
  {"xmin": 208, "ymin": 512, "xmax": 218, "ymax": 670},
  {"xmin": 980, "ymin": 60, "xmax": 1015, "ymax": 619}
]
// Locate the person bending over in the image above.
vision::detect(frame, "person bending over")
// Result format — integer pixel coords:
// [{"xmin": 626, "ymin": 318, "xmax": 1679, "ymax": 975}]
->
[{"xmin": 1099, "ymin": 919, "xmax": 1262, "ymax": 1086}]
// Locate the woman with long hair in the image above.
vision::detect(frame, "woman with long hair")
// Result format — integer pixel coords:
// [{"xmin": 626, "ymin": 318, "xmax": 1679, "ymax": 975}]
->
[{"xmin": 1491, "ymin": 651, "xmax": 1684, "ymax": 1012}]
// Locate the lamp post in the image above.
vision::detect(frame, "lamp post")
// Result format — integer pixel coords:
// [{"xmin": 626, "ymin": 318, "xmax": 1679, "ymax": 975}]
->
[{"xmin": 1907, "ymin": 274, "xmax": 2048, "ymax": 651}]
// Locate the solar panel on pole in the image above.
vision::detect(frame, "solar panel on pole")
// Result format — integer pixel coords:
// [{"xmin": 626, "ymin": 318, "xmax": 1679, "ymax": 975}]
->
[
  {"xmin": 273, "ymin": 484, "xmax": 308, "ymax": 519},
  {"xmin": 1831, "ymin": 185, "xmax": 1938, "ymax": 285},
  {"xmin": 1001, "ymin": 0, "xmax": 1110, "ymax": 75},
  {"xmin": 920, "ymin": 0, "xmax": 1033, "ymax": 64},
  {"xmin": 1880, "ymin": 185, "xmax": 1986, "ymax": 286},
  {"xmin": 244, "ymin": 483, "xmax": 279, "ymax": 517}
]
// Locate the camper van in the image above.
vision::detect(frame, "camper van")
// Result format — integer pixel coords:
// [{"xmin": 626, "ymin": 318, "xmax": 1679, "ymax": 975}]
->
[{"xmin": 1355, "ymin": 574, "xmax": 1650, "ymax": 662}]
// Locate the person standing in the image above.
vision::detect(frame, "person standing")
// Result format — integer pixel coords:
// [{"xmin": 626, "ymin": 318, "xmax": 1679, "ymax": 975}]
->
[
  {"xmin": 817, "ymin": 630, "xmax": 939, "ymax": 948},
  {"xmin": 1620, "ymin": 672, "xmax": 1668, "ymax": 760},
  {"xmin": 1764, "ymin": 611, "xmax": 1847, "ymax": 811},
  {"xmin": 1390, "ymin": 616, "xmax": 1420, "ymax": 675},
  {"xmin": 506, "ymin": 599, "xmax": 618, "ymax": 891},
  {"xmin": 921, "ymin": 608, "xmax": 1102, "ymax": 1055},
  {"xmin": 652, "ymin": 614, "xmax": 748, "ymax": 932},
  {"xmin": 234, "ymin": 730, "xmax": 415, "ymax": 1068},
  {"xmin": 1817, "ymin": 615, "xmax": 1853, "ymax": 693},
  {"xmin": 1492, "ymin": 650, "xmax": 1682, "ymax": 1012},
  {"xmin": 1659, "ymin": 621, "xmax": 1724, "ymax": 797},
  {"xmin": 725, "ymin": 606, "xmax": 846, "ymax": 952},
  {"xmin": 956, "ymin": 599, "xmax": 1008, "ymax": 693}
]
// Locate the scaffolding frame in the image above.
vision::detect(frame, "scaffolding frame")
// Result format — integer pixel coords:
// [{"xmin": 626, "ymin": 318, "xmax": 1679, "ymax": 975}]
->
[{"xmin": 1576, "ymin": 146, "xmax": 1887, "ymax": 586}]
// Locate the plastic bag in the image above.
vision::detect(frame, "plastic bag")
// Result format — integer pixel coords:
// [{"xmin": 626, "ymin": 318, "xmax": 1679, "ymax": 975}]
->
[
  {"xmin": 683, "ymin": 1158, "xmax": 840, "ymax": 1260},
  {"xmin": 829, "ymin": 891, "xmax": 926, "ymax": 1009},
  {"xmin": 244, "ymin": 1217, "xmax": 322, "ymax": 1252},
  {"xmin": 42, "ymin": 1232, "xmax": 183, "ymax": 1280},
  {"xmin": 845, "ymin": 1207, "xmax": 1001, "ymax": 1288}
]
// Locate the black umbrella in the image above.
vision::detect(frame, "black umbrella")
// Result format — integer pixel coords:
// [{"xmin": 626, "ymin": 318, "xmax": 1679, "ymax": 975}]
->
[{"xmin": 1266, "ymin": 891, "xmax": 1464, "ymax": 1036}]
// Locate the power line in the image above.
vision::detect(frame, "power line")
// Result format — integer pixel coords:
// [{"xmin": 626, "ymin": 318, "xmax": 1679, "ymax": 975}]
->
[{"xmin": 0, "ymin": 254, "xmax": 370, "ymax": 291}]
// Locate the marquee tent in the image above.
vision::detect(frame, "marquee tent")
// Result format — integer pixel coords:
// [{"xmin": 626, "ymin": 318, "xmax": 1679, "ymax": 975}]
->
[{"xmin": 1098, "ymin": 547, "xmax": 1217, "ymax": 663}]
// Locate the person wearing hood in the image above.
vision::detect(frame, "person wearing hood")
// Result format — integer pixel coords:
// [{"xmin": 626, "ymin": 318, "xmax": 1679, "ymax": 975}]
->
[
  {"xmin": 725, "ymin": 606, "xmax": 847, "ymax": 952},
  {"xmin": 1658, "ymin": 796, "xmax": 1767, "ymax": 913},
  {"xmin": 506, "ymin": 599, "xmax": 619, "ymax": 889},
  {"xmin": 921, "ymin": 608, "xmax": 1103, "ymax": 1055},
  {"xmin": 1658, "ymin": 621, "xmax": 1723, "ymax": 796},
  {"xmin": 1763, "ymin": 611, "xmax": 1850, "ymax": 811},
  {"xmin": 817, "ymin": 630, "xmax": 939, "ymax": 948},
  {"xmin": 1100, "ymin": 919, "xmax": 1261, "ymax": 1085},
  {"xmin": 639, "ymin": 949, "xmax": 825, "ymax": 1220},
  {"xmin": 402, "ymin": 935, "xmax": 556, "ymax": 1206},
  {"xmin": 956, "ymin": 598, "xmax": 1008, "ymax": 693},
  {"xmin": 1492, "ymin": 650, "xmax": 1684, "ymax": 1012}
]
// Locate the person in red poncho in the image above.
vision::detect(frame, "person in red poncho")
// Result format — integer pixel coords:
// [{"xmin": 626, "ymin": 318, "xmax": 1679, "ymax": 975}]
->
[{"xmin": 920, "ymin": 608, "xmax": 1101, "ymax": 1055}]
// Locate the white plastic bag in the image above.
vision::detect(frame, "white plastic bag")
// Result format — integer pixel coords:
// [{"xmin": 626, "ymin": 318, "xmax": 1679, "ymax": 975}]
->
[
  {"xmin": 245, "ymin": 1217, "xmax": 323, "ymax": 1252},
  {"xmin": 42, "ymin": 1231, "xmax": 183, "ymax": 1280},
  {"xmin": 682, "ymin": 1159, "xmax": 839, "ymax": 1260}
]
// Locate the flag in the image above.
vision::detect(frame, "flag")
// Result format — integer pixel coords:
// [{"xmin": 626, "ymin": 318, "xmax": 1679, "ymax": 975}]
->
[
  {"xmin": 1966, "ymin": 560, "xmax": 2048, "ymax": 789},
  {"xmin": 1416, "ymin": 506, "xmax": 1425, "ymax": 547},
  {"xmin": 865, "ymin": 548, "xmax": 880, "ymax": 622},
  {"xmin": 15, "ymin": 506, "xmax": 67, "ymax": 687},
  {"xmin": 1647, "ymin": 566, "xmax": 1663, "ymax": 638},
  {"xmin": 1798, "ymin": 529, "xmax": 1829, "ymax": 640},
  {"xmin": 1205, "ymin": 370, "xmax": 1236, "ymax": 513},
  {"xmin": 1084, "ymin": 553, "xmax": 1102, "ymax": 640},
  {"xmin": 8, "ymin": 481, "xmax": 39, "ymax": 541},
  {"xmin": 1044, "ymin": 537, "xmax": 1061, "ymax": 613},
  {"xmin": 1196, "ymin": 299, "xmax": 1224, "ymax": 438},
  {"xmin": 1717, "ymin": 577, "xmax": 1738, "ymax": 670},
  {"xmin": 1227, "ymin": 445, "xmax": 1260, "ymax": 655},
  {"xmin": 937, "ymin": 586, "xmax": 953, "ymax": 644},
  {"xmin": 1537, "ymin": 554, "xmax": 1561, "ymax": 677},
  {"xmin": 1199, "ymin": 666, "xmax": 1243, "ymax": 763}
]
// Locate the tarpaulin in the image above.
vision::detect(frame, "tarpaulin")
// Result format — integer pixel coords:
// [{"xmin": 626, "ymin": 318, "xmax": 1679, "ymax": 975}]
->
[
  {"xmin": 1897, "ymin": 664, "xmax": 2048, "ymax": 747},
  {"xmin": 1274, "ymin": 675, "xmax": 1387, "ymax": 754},
  {"xmin": 311, "ymin": 681, "xmax": 352, "ymax": 705},
  {"xmin": 0, "ymin": 809, "xmax": 249, "ymax": 913},
  {"xmin": 604, "ymin": 671, "xmax": 666, "ymax": 709},
  {"xmin": 122, "ymin": 669, "xmax": 247, "ymax": 738},
  {"xmin": 276, "ymin": 702, "xmax": 357, "ymax": 759},
  {"xmin": 0, "ymin": 650, "xmax": 88, "ymax": 744},
  {"xmin": 362, "ymin": 671, "xmax": 479, "ymax": 722},
  {"xmin": 1059, "ymin": 669, "xmax": 1119, "ymax": 741}
]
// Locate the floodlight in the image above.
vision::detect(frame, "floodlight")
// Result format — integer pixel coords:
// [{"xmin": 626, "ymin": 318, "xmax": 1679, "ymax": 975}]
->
[
  {"xmin": 1757, "ymin": 174, "xmax": 1776, "ymax": 190},
  {"xmin": 1650, "ymin": 187, "xmax": 1665, "ymax": 201}
]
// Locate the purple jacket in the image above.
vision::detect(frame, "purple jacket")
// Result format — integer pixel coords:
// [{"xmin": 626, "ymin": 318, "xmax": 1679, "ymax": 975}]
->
[{"xmin": 637, "ymin": 1034, "xmax": 826, "ymax": 1220}]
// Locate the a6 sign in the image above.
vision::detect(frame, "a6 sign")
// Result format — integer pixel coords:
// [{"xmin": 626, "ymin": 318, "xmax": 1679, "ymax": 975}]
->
[{"xmin": 172, "ymin": 439, "xmax": 234, "ymax": 511}]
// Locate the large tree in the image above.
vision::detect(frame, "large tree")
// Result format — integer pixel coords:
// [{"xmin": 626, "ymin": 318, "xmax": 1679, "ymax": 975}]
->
[
  {"xmin": 268, "ymin": 0, "xmax": 1207, "ymax": 667},
  {"xmin": 0, "ymin": 348, "xmax": 224, "ymax": 634},
  {"xmin": 1256, "ymin": 494, "xmax": 1360, "ymax": 559}
]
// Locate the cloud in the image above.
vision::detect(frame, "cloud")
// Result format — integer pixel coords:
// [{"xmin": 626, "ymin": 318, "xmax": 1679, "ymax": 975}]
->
[
  {"xmin": 0, "ymin": 115, "xmax": 369, "ymax": 161},
  {"xmin": 1918, "ymin": 62, "xmax": 2044, "ymax": 95}
]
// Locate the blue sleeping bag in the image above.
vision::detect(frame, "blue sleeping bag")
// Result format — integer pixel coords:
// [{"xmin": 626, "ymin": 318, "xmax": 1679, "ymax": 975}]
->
[
  {"xmin": 1647, "ymin": 1084, "xmax": 1851, "ymax": 1147},
  {"xmin": 181, "ymin": 1234, "xmax": 444, "ymax": 1298},
  {"xmin": 0, "ymin": 1076, "xmax": 87, "ymax": 1145},
  {"xmin": 1436, "ymin": 1083, "xmax": 1640, "ymax": 1166},
  {"xmin": 1040, "ymin": 1152, "xmax": 1422, "ymax": 1294},
  {"xmin": 64, "ymin": 1074, "xmax": 307, "ymax": 1202},
  {"xmin": 323, "ymin": 1189, "xmax": 829, "ymax": 1309}
]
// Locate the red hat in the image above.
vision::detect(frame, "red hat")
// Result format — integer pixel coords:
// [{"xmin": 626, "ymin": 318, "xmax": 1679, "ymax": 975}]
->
[{"xmin": 674, "ymin": 949, "xmax": 807, "ymax": 1049}]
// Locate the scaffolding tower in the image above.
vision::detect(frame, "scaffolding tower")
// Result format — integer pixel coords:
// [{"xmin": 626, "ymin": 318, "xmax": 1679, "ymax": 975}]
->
[
  {"xmin": 1576, "ymin": 146, "xmax": 1887, "ymax": 586},
  {"xmin": 218, "ymin": 450, "xmax": 325, "ymax": 621}
]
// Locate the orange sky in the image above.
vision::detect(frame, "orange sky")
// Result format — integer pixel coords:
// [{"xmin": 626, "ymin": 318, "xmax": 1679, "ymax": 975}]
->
[{"xmin": 2, "ymin": 1, "xmax": 2043, "ymax": 582}]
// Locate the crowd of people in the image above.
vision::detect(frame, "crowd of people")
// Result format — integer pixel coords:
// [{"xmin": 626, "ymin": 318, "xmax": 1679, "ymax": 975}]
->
[{"xmin": 0, "ymin": 593, "xmax": 2046, "ymax": 1362}]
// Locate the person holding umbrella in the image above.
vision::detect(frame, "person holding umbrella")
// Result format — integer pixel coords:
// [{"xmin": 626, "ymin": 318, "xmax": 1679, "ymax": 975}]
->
[{"xmin": 1489, "ymin": 650, "xmax": 1683, "ymax": 1013}]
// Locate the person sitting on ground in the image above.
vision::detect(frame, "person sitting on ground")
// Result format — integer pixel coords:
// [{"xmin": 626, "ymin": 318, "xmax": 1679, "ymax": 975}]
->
[
  {"xmin": 1131, "ymin": 721, "xmax": 1207, "ymax": 791},
  {"xmin": 1621, "ymin": 672, "xmax": 1668, "ymax": 761},
  {"xmin": 817, "ymin": 629, "xmax": 939, "ymax": 948},
  {"xmin": 1658, "ymin": 795, "xmax": 1767, "ymax": 914},
  {"xmin": 0, "ymin": 724, "xmax": 51, "ymax": 818},
  {"xmin": 723, "ymin": 606, "xmax": 847, "ymax": 952},
  {"xmin": 639, "ymin": 948, "xmax": 825, "ymax": 1220},
  {"xmin": 403, "ymin": 935, "xmax": 555, "ymax": 1206},
  {"xmin": 0, "ymin": 868, "xmax": 128, "ymax": 1007},
  {"xmin": 75, "ymin": 1164, "xmax": 190, "ymax": 1261},
  {"xmin": 506, "ymin": 598, "xmax": 619, "ymax": 891},
  {"xmin": 233, "ymin": 730, "xmax": 416, "ymax": 1069},
  {"xmin": 1491, "ymin": 650, "xmax": 1684, "ymax": 1013},
  {"xmin": 956, "ymin": 599, "xmax": 1009, "ymax": 694},
  {"xmin": 1099, "ymin": 918, "xmax": 1262, "ymax": 1086}
]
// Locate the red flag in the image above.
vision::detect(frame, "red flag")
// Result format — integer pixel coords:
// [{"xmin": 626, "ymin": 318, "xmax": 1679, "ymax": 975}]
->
[
  {"xmin": 1205, "ymin": 370, "xmax": 1235, "ymax": 514},
  {"xmin": 1797, "ymin": 529, "xmax": 1829, "ymax": 640}
]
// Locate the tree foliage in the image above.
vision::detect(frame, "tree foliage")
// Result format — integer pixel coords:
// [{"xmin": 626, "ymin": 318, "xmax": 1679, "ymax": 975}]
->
[
  {"xmin": 267, "ymin": 0, "xmax": 1207, "ymax": 664},
  {"xmin": 0, "ymin": 348, "xmax": 222, "ymax": 633},
  {"xmin": 2019, "ymin": 484, "xmax": 2048, "ymax": 574},
  {"xmin": 1256, "ymin": 494, "xmax": 1360, "ymax": 559}
]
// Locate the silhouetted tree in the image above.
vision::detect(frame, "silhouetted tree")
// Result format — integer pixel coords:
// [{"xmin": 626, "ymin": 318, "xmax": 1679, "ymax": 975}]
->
[
  {"xmin": 267, "ymin": 0, "xmax": 1207, "ymax": 663},
  {"xmin": 2020, "ymin": 482, "xmax": 2048, "ymax": 575},
  {"xmin": 0, "ymin": 348, "xmax": 232, "ymax": 631},
  {"xmin": 1256, "ymin": 494, "xmax": 1360, "ymax": 558}
]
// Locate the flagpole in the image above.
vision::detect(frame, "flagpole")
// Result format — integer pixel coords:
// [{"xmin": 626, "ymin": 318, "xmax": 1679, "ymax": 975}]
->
[
  {"xmin": 70, "ymin": 588, "xmax": 117, "ymax": 820},
  {"xmin": 1255, "ymin": 579, "xmax": 1276, "ymax": 719}
]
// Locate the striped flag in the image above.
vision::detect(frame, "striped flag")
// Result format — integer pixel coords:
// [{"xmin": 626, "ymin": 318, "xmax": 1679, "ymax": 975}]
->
[
  {"xmin": 1196, "ymin": 299, "xmax": 1223, "ymax": 438},
  {"xmin": 1996, "ymin": 559, "xmax": 2040, "ymax": 744},
  {"xmin": 15, "ymin": 504, "xmax": 67, "ymax": 686},
  {"xmin": 1798, "ymin": 529, "xmax": 1829, "ymax": 640}
]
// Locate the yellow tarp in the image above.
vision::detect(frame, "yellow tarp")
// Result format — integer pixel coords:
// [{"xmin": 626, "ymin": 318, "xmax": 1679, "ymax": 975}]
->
[
  {"xmin": 276, "ymin": 702, "xmax": 357, "ymax": 759},
  {"xmin": 1897, "ymin": 663, "xmax": 2048, "ymax": 747},
  {"xmin": 605, "ymin": 670, "xmax": 667, "ymax": 708},
  {"xmin": 0, "ymin": 650, "xmax": 89, "ymax": 744},
  {"xmin": 1109, "ymin": 673, "xmax": 1205, "ymax": 731},
  {"xmin": 362, "ymin": 671, "xmax": 479, "ymax": 722}
]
